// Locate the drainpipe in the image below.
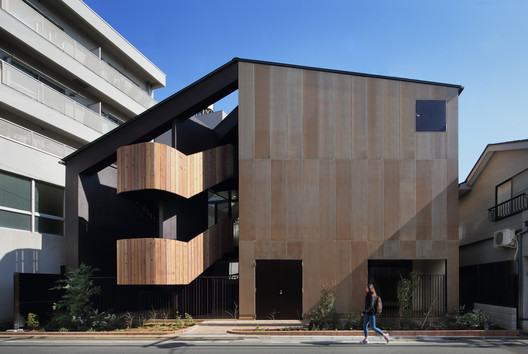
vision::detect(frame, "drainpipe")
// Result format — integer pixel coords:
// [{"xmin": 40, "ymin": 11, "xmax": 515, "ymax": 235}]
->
[{"xmin": 518, "ymin": 222, "xmax": 528, "ymax": 330}]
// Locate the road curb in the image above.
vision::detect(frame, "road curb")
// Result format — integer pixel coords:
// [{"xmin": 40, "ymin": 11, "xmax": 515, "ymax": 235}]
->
[{"xmin": 227, "ymin": 329, "xmax": 521, "ymax": 337}]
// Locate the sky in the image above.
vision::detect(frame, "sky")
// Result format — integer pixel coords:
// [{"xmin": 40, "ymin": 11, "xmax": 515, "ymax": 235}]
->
[{"xmin": 84, "ymin": 0, "xmax": 528, "ymax": 182}]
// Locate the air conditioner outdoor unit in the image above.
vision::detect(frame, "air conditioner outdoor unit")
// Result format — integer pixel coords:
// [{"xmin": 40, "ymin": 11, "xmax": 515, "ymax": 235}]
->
[{"xmin": 493, "ymin": 229, "xmax": 516, "ymax": 248}]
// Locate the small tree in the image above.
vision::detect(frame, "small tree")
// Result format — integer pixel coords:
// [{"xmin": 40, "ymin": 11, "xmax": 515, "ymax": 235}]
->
[
  {"xmin": 308, "ymin": 283, "xmax": 337, "ymax": 330},
  {"xmin": 397, "ymin": 271, "xmax": 419, "ymax": 327},
  {"xmin": 50, "ymin": 263, "xmax": 100, "ymax": 331}
]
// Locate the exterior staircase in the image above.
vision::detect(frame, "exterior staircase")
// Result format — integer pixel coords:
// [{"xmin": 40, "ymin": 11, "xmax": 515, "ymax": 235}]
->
[{"xmin": 115, "ymin": 141, "xmax": 235, "ymax": 285}]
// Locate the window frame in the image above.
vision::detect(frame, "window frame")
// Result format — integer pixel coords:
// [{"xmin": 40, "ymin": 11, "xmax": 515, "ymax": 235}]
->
[
  {"xmin": 496, "ymin": 179, "xmax": 512, "ymax": 206},
  {"xmin": 0, "ymin": 170, "xmax": 64, "ymax": 236},
  {"xmin": 415, "ymin": 100, "xmax": 447, "ymax": 132}
]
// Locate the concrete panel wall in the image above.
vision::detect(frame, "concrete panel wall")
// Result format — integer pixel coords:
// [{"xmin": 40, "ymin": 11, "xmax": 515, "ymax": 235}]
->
[
  {"xmin": 0, "ymin": 138, "xmax": 65, "ymax": 186},
  {"xmin": 0, "ymin": 139, "xmax": 66, "ymax": 325}
]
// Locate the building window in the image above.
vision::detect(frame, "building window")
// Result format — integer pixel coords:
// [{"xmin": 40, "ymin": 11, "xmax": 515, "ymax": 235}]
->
[
  {"xmin": 102, "ymin": 111, "xmax": 124, "ymax": 125},
  {"xmin": 0, "ymin": 170, "xmax": 64, "ymax": 235},
  {"xmin": 496, "ymin": 180, "xmax": 512, "ymax": 205},
  {"xmin": 10, "ymin": 59, "xmax": 66, "ymax": 94},
  {"xmin": 416, "ymin": 100, "xmax": 446, "ymax": 132},
  {"xmin": 487, "ymin": 179, "xmax": 528, "ymax": 222},
  {"xmin": 207, "ymin": 190, "xmax": 239, "ymax": 228}
]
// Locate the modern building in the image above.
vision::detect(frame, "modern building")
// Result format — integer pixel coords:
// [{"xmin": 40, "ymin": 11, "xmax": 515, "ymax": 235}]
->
[
  {"xmin": 459, "ymin": 139, "xmax": 528, "ymax": 330},
  {"xmin": 0, "ymin": 0, "xmax": 165, "ymax": 326},
  {"xmin": 63, "ymin": 58, "xmax": 462, "ymax": 320}
]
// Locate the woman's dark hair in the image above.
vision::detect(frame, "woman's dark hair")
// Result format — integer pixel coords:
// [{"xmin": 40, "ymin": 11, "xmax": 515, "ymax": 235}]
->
[{"xmin": 367, "ymin": 283, "xmax": 377, "ymax": 296}]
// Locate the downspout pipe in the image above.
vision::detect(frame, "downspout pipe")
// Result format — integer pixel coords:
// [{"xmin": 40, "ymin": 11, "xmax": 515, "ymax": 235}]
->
[{"xmin": 518, "ymin": 225, "xmax": 528, "ymax": 330}]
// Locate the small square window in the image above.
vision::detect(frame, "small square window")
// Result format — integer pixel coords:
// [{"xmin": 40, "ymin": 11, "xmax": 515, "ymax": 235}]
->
[{"xmin": 416, "ymin": 100, "xmax": 446, "ymax": 132}]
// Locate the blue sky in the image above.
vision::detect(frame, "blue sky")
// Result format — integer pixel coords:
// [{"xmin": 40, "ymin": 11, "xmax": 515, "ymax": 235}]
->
[{"xmin": 84, "ymin": 0, "xmax": 528, "ymax": 182}]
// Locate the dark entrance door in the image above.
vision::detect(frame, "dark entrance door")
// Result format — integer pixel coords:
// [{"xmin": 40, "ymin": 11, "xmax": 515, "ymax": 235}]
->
[{"xmin": 255, "ymin": 260, "xmax": 302, "ymax": 319}]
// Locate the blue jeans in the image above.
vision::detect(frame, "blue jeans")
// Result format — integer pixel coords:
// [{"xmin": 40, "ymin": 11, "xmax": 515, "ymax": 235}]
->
[{"xmin": 363, "ymin": 314, "xmax": 385, "ymax": 337}]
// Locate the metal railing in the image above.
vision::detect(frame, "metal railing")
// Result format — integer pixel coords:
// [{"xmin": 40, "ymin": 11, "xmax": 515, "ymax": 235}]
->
[
  {"xmin": 91, "ymin": 276, "xmax": 239, "ymax": 319},
  {"xmin": 488, "ymin": 193, "xmax": 528, "ymax": 222},
  {"xmin": 1, "ymin": 59, "xmax": 117, "ymax": 134},
  {"xmin": 15, "ymin": 274, "xmax": 240, "ymax": 324},
  {"xmin": 176, "ymin": 276, "xmax": 239, "ymax": 318},
  {"xmin": 1, "ymin": 0, "xmax": 157, "ymax": 109},
  {"xmin": 0, "ymin": 118, "xmax": 75, "ymax": 158},
  {"xmin": 372, "ymin": 273, "xmax": 447, "ymax": 318}
]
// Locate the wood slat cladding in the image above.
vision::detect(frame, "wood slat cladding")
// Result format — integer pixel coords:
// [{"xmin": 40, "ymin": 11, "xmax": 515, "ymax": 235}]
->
[
  {"xmin": 238, "ymin": 62, "xmax": 460, "ymax": 316},
  {"xmin": 117, "ymin": 142, "xmax": 233, "ymax": 198},
  {"xmin": 117, "ymin": 219, "xmax": 233, "ymax": 285}
]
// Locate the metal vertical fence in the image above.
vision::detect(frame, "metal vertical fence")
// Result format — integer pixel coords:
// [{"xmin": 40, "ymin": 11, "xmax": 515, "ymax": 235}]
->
[
  {"xmin": 372, "ymin": 274, "xmax": 446, "ymax": 318},
  {"xmin": 15, "ymin": 273, "xmax": 239, "ymax": 324},
  {"xmin": 175, "ymin": 276, "xmax": 239, "ymax": 318}
]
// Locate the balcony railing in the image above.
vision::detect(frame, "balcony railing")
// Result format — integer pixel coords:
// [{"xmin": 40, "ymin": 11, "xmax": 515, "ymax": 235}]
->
[
  {"xmin": 0, "ymin": 118, "xmax": 75, "ymax": 158},
  {"xmin": 1, "ymin": 59, "xmax": 117, "ymax": 134},
  {"xmin": 1, "ymin": 0, "xmax": 157, "ymax": 109},
  {"xmin": 488, "ymin": 193, "xmax": 528, "ymax": 222}
]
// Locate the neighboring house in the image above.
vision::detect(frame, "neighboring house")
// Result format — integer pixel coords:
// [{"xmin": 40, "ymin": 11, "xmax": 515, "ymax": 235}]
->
[
  {"xmin": 63, "ymin": 58, "xmax": 462, "ymax": 320},
  {"xmin": 459, "ymin": 140, "xmax": 528, "ymax": 330},
  {"xmin": 0, "ymin": 0, "xmax": 165, "ymax": 326}
]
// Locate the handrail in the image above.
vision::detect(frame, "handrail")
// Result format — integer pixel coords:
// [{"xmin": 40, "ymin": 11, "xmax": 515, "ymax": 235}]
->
[
  {"xmin": 1, "ymin": 0, "xmax": 156, "ymax": 109},
  {"xmin": 488, "ymin": 193, "xmax": 528, "ymax": 222},
  {"xmin": 0, "ymin": 118, "xmax": 75, "ymax": 158},
  {"xmin": 0, "ymin": 59, "xmax": 117, "ymax": 134}
]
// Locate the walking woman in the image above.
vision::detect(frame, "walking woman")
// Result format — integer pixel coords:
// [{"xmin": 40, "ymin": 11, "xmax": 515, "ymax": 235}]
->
[{"xmin": 360, "ymin": 283, "xmax": 389, "ymax": 344}]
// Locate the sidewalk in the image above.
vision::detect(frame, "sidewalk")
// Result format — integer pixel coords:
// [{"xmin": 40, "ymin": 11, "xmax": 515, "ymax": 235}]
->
[
  {"xmin": 0, "ymin": 319, "xmax": 523, "ymax": 340},
  {"xmin": 191, "ymin": 320, "xmax": 521, "ymax": 338}
]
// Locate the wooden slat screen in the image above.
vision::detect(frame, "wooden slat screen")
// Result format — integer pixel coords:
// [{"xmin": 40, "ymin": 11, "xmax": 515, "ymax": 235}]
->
[
  {"xmin": 117, "ymin": 142, "xmax": 234, "ymax": 198},
  {"xmin": 117, "ymin": 218, "xmax": 233, "ymax": 285}
]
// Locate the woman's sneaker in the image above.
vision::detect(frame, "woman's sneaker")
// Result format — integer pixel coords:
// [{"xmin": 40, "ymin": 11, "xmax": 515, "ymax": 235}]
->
[
  {"xmin": 359, "ymin": 339, "xmax": 368, "ymax": 344},
  {"xmin": 384, "ymin": 333, "xmax": 390, "ymax": 343}
]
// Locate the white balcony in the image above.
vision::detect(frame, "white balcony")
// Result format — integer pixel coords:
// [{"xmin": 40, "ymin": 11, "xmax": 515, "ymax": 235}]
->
[
  {"xmin": 0, "ymin": 118, "xmax": 75, "ymax": 158},
  {"xmin": 0, "ymin": 59, "xmax": 117, "ymax": 136},
  {"xmin": 1, "ymin": 0, "xmax": 157, "ymax": 110}
]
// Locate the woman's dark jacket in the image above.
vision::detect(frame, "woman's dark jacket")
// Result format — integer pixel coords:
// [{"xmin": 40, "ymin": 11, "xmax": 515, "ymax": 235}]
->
[{"xmin": 363, "ymin": 293, "xmax": 376, "ymax": 315}]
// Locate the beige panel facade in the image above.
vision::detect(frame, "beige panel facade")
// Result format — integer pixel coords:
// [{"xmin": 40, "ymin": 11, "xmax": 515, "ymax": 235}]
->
[{"xmin": 238, "ymin": 62, "xmax": 459, "ymax": 318}]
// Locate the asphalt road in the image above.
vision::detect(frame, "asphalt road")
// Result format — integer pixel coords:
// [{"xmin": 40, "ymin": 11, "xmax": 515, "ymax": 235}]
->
[{"xmin": 0, "ymin": 337, "xmax": 526, "ymax": 354}]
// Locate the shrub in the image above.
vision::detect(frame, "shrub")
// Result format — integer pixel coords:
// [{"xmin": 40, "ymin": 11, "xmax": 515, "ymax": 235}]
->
[
  {"xmin": 148, "ymin": 307, "xmax": 158, "ymax": 321},
  {"xmin": 184, "ymin": 313, "xmax": 195, "ymax": 326},
  {"xmin": 26, "ymin": 313, "xmax": 39, "ymax": 330},
  {"xmin": 90, "ymin": 311, "xmax": 122, "ymax": 331},
  {"xmin": 122, "ymin": 311, "xmax": 134, "ymax": 329},
  {"xmin": 448, "ymin": 306, "xmax": 489, "ymax": 330},
  {"xmin": 173, "ymin": 312, "xmax": 184, "ymax": 328},
  {"xmin": 308, "ymin": 283, "xmax": 338, "ymax": 330},
  {"xmin": 343, "ymin": 311, "xmax": 362, "ymax": 330}
]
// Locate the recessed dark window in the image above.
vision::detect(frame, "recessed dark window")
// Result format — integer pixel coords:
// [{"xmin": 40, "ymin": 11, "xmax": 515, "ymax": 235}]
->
[{"xmin": 416, "ymin": 100, "xmax": 446, "ymax": 132}]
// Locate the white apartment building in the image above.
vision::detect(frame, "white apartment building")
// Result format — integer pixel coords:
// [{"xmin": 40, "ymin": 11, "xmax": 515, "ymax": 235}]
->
[{"xmin": 0, "ymin": 0, "xmax": 165, "ymax": 326}]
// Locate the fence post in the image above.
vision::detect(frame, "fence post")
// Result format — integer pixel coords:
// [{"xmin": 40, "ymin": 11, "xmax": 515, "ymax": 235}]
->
[{"xmin": 13, "ymin": 272, "xmax": 20, "ymax": 330}]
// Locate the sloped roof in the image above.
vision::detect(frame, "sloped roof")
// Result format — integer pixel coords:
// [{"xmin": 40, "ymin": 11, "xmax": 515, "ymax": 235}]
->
[
  {"xmin": 63, "ymin": 58, "xmax": 463, "ymax": 174},
  {"xmin": 459, "ymin": 139, "xmax": 528, "ymax": 196}
]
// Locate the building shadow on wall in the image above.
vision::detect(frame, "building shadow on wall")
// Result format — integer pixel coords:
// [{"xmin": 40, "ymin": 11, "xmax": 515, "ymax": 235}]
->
[
  {"xmin": 79, "ymin": 170, "xmax": 158, "ymax": 277},
  {"xmin": 322, "ymin": 177, "xmax": 457, "ymax": 319},
  {"xmin": 0, "ymin": 248, "xmax": 60, "ymax": 328}
]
